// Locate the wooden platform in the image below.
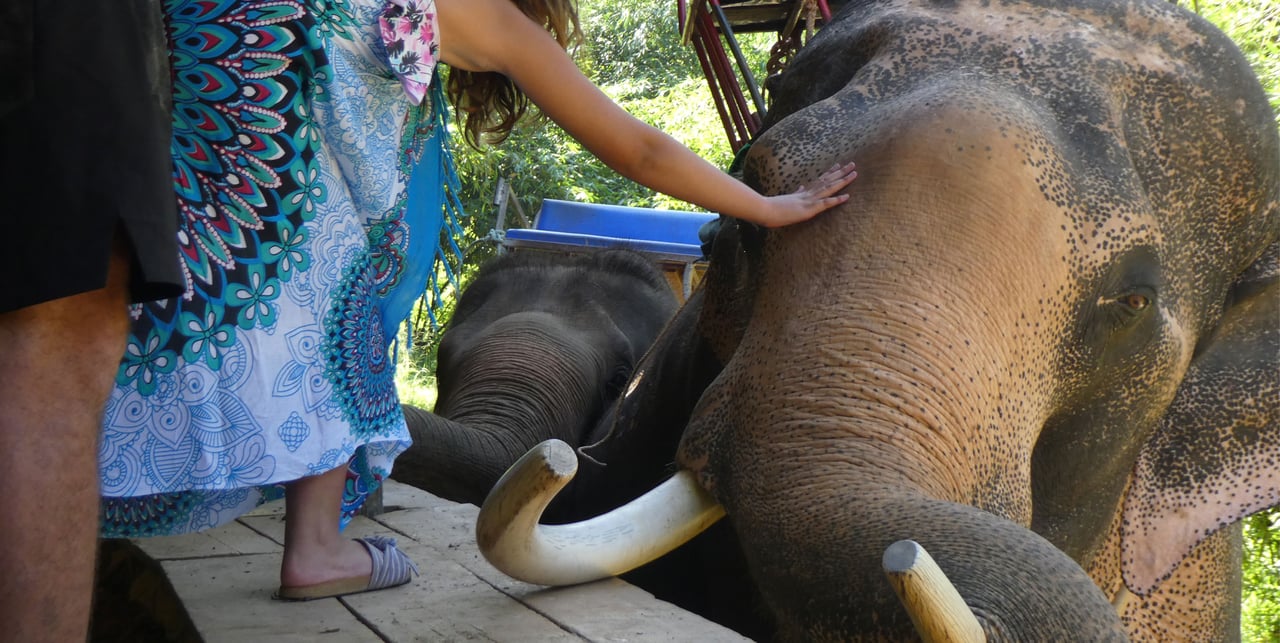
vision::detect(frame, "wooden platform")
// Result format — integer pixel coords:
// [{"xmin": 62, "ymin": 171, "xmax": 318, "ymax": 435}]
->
[{"xmin": 133, "ymin": 480, "xmax": 750, "ymax": 642}]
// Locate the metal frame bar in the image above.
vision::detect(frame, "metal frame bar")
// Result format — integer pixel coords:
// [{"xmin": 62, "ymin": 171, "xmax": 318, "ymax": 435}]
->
[
  {"xmin": 707, "ymin": 0, "xmax": 767, "ymax": 118},
  {"xmin": 676, "ymin": 0, "xmax": 833, "ymax": 153}
]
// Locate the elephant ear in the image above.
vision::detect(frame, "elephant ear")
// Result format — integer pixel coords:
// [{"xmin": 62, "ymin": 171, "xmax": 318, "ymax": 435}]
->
[{"xmin": 1122, "ymin": 241, "xmax": 1280, "ymax": 596}]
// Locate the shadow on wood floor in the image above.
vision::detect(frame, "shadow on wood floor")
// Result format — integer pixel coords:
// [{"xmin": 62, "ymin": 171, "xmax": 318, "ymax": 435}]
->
[{"xmin": 91, "ymin": 539, "xmax": 203, "ymax": 643}]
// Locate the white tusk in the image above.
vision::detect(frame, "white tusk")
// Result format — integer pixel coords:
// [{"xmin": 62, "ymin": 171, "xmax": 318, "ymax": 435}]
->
[
  {"xmin": 1111, "ymin": 586, "xmax": 1132, "ymax": 614},
  {"xmin": 476, "ymin": 439, "xmax": 726, "ymax": 586},
  {"xmin": 883, "ymin": 539, "xmax": 987, "ymax": 643}
]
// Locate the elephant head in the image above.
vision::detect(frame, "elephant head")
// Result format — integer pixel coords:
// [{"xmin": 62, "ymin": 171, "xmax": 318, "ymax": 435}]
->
[
  {"xmin": 476, "ymin": 0, "xmax": 1279, "ymax": 640},
  {"xmin": 392, "ymin": 249, "xmax": 681, "ymax": 519}
]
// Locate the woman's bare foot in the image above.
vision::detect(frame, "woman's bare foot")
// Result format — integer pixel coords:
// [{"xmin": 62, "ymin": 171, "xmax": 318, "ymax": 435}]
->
[
  {"xmin": 279, "ymin": 535, "xmax": 372, "ymax": 589},
  {"xmin": 279, "ymin": 464, "xmax": 373, "ymax": 589}
]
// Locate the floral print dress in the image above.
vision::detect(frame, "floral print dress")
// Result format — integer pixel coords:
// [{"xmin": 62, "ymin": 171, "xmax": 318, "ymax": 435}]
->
[{"xmin": 99, "ymin": 0, "xmax": 458, "ymax": 536}]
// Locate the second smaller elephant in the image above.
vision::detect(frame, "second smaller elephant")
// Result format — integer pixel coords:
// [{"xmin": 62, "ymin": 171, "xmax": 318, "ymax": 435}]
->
[{"xmin": 392, "ymin": 248, "xmax": 681, "ymax": 521}]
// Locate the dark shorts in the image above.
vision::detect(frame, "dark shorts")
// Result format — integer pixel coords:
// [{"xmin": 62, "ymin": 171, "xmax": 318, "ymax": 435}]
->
[{"xmin": 0, "ymin": 0, "xmax": 184, "ymax": 313}]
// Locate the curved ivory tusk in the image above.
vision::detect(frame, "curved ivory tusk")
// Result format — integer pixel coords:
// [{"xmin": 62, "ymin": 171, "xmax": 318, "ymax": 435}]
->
[
  {"xmin": 476, "ymin": 439, "xmax": 726, "ymax": 586},
  {"xmin": 883, "ymin": 539, "xmax": 987, "ymax": 643}
]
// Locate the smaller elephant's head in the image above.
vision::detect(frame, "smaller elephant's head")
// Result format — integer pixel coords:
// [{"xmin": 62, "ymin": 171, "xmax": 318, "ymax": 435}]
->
[{"xmin": 393, "ymin": 249, "xmax": 679, "ymax": 516}]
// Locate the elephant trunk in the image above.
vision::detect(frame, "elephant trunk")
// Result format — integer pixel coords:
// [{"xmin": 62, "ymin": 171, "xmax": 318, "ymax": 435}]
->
[
  {"xmin": 392, "ymin": 404, "xmax": 522, "ymax": 506},
  {"xmin": 393, "ymin": 318, "xmax": 612, "ymax": 507},
  {"xmin": 436, "ymin": 317, "xmax": 609, "ymax": 432},
  {"xmin": 725, "ymin": 482, "xmax": 1128, "ymax": 641},
  {"xmin": 683, "ymin": 356, "xmax": 1126, "ymax": 638}
]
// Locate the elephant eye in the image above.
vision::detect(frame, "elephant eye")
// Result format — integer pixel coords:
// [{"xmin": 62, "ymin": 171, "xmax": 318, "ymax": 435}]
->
[
  {"xmin": 605, "ymin": 363, "xmax": 633, "ymax": 398},
  {"xmin": 1120, "ymin": 293, "xmax": 1151, "ymax": 311},
  {"xmin": 1095, "ymin": 288, "xmax": 1156, "ymax": 331}
]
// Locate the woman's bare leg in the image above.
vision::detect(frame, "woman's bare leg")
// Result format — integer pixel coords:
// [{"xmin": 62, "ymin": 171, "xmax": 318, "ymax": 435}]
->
[{"xmin": 280, "ymin": 464, "xmax": 373, "ymax": 589}]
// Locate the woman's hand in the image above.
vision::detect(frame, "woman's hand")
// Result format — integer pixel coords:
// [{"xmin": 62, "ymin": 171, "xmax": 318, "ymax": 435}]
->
[
  {"xmin": 748, "ymin": 162, "xmax": 858, "ymax": 228},
  {"xmin": 436, "ymin": 0, "xmax": 858, "ymax": 231}
]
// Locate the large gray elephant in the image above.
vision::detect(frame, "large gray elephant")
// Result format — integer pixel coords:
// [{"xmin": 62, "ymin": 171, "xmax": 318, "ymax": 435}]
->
[
  {"xmin": 391, "ymin": 248, "xmax": 687, "ymax": 521},
  {"xmin": 475, "ymin": 0, "xmax": 1280, "ymax": 640}
]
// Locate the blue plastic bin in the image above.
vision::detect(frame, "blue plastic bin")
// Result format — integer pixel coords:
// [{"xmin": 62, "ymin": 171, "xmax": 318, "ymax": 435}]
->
[{"xmin": 502, "ymin": 199, "xmax": 717, "ymax": 262}]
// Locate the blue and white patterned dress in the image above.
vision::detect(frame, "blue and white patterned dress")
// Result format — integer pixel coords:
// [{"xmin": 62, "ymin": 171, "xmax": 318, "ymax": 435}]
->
[{"xmin": 99, "ymin": 0, "xmax": 457, "ymax": 537}]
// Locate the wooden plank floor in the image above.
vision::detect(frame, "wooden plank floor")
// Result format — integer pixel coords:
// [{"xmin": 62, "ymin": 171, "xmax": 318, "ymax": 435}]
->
[{"xmin": 134, "ymin": 480, "xmax": 750, "ymax": 642}]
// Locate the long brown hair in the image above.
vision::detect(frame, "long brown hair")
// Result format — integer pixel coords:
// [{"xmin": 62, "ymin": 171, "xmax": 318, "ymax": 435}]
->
[{"xmin": 446, "ymin": 0, "xmax": 582, "ymax": 148}]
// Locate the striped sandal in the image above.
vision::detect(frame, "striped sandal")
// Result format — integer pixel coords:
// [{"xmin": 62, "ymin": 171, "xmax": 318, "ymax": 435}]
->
[{"xmin": 274, "ymin": 536, "xmax": 419, "ymax": 601}]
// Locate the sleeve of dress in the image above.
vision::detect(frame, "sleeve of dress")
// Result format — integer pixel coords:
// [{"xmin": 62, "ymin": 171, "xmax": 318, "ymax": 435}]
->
[{"xmin": 377, "ymin": 0, "xmax": 440, "ymax": 105}]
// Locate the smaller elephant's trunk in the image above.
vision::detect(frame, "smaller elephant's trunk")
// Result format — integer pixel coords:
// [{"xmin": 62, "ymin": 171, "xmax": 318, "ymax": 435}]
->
[
  {"xmin": 396, "ymin": 317, "xmax": 613, "ymax": 509},
  {"xmin": 391, "ymin": 404, "xmax": 532, "ymax": 506}
]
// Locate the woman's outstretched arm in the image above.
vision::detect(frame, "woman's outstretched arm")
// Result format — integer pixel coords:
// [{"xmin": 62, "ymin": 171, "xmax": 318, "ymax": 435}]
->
[{"xmin": 435, "ymin": 0, "xmax": 856, "ymax": 228}]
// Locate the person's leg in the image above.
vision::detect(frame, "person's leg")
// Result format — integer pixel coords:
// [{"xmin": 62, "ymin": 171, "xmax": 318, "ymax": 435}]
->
[
  {"xmin": 280, "ymin": 464, "xmax": 373, "ymax": 589},
  {"xmin": 0, "ymin": 240, "xmax": 131, "ymax": 643}
]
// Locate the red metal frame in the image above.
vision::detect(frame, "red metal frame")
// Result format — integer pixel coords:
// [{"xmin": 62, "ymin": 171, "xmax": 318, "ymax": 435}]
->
[
  {"xmin": 677, "ymin": 0, "xmax": 832, "ymax": 153},
  {"xmin": 695, "ymin": 7, "xmax": 757, "ymax": 151}
]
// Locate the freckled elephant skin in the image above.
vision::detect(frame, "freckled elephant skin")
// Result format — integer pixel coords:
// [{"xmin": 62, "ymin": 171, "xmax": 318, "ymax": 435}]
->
[
  {"xmin": 588, "ymin": 0, "xmax": 1277, "ymax": 640},
  {"xmin": 390, "ymin": 249, "xmax": 680, "ymax": 520}
]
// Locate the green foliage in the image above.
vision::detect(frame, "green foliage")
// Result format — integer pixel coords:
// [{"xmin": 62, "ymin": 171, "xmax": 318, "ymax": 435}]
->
[
  {"xmin": 1190, "ymin": 0, "xmax": 1280, "ymax": 124},
  {"xmin": 578, "ymin": 0, "xmax": 701, "ymax": 96},
  {"xmin": 1245, "ymin": 511, "xmax": 1280, "ymax": 642}
]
